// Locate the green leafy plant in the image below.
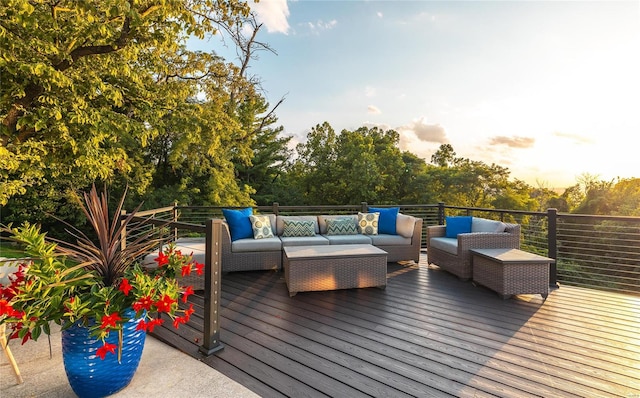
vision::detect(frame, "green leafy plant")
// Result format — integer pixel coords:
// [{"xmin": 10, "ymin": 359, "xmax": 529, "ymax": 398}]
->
[{"xmin": 0, "ymin": 186, "xmax": 202, "ymax": 359}]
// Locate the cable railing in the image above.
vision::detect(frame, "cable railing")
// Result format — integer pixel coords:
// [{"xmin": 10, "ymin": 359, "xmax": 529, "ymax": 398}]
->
[{"xmin": 124, "ymin": 203, "xmax": 640, "ymax": 296}]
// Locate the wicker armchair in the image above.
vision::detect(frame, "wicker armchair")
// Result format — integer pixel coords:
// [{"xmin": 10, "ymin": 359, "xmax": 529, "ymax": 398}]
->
[{"xmin": 426, "ymin": 222, "xmax": 521, "ymax": 280}]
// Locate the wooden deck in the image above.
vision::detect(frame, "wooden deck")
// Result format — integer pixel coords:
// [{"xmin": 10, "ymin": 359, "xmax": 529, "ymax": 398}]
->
[{"xmin": 152, "ymin": 253, "xmax": 640, "ymax": 397}]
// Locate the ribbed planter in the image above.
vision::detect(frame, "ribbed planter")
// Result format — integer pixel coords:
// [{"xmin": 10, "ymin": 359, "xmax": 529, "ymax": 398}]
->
[{"xmin": 61, "ymin": 309, "xmax": 146, "ymax": 398}]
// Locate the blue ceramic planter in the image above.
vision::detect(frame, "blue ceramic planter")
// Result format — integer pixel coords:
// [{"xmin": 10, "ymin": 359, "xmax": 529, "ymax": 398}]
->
[{"xmin": 62, "ymin": 309, "xmax": 146, "ymax": 398}]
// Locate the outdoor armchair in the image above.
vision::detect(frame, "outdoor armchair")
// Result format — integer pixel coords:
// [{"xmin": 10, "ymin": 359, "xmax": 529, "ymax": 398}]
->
[{"xmin": 426, "ymin": 219, "xmax": 521, "ymax": 280}]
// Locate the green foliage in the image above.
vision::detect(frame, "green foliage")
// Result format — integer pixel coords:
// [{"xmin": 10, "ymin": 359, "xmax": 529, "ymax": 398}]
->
[
  {"xmin": 0, "ymin": 186, "xmax": 199, "ymax": 350},
  {"xmin": 0, "ymin": 0, "xmax": 258, "ymax": 219},
  {"xmin": 287, "ymin": 123, "xmax": 414, "ymax": 205}
]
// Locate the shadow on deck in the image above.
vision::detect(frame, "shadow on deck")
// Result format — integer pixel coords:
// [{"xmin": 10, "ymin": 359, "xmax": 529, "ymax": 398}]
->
[{"xmin": 152, "ymin": 254, "xmax": 640, "ymax": 397}]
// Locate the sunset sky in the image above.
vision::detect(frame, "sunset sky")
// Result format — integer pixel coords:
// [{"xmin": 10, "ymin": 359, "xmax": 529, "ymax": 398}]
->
[{"xmin": 193, "ymin": 1, "xmax": 640, "ymax": 189}]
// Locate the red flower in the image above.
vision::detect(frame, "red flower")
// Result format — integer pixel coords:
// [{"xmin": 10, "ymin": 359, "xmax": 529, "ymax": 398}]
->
[
  {"xmin": 154, "ymin": 251, "xmax": 169, "ymax": 267},
  {"xmin": 0, "ymin": 300, "xmax": 22, "ymax": 318},
  {"xmin": 183, "ymin": 304, "xmax": 195, "ymax": 322},
  {"xmin": 173, "ymin": 316, "xmax": 186, "ymax": 328},
  {"xmin": 0, "ymin": 299, "xmax": 12, "ymax": 316},
  {"xmin": 181, "ymin": 286, "xmax": 194, "ymax": 303},
  {"xmin": 100, "ymin": 312, "xmax": 122, "ymax": 331},
  {"xmin": 96, "ymin": 342, "xmax": 117, "ymax": 359},
  {"xmin": 195, "ymin": 262, "xmax": 204, "ymax": 276},
  {"xmin": 119, "ymin": 278, "xmax": 132, "ymax": 296},
  {"xmin": 145, "ymin": 318, "xmax": 164, "ymax": 332},
  {"xmin": 154, "ymin": 294, "xmax": 176, "ymax": 313},
  {"xmin": 185, "ymin": 304, "xmax": 195, "ymax": 317},
  {"xmin": 181, "ymin": 263, "xmax": 192, "ymax": 277},
  {"xmin": 133, "ymin": 296, "xmax": 153, "ymax": 312},
  {"xmin": 136, "ymin": 319, "xmax": 147, "ymax": 332}
]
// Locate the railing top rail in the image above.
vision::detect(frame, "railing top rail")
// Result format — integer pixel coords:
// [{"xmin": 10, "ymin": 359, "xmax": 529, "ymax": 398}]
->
[
  {"xmin": 441, "ymin": 205, "xmax": 547, "ymax": 218},
  {"xmin": 556, "ymin": 213, "xmax": 640, "ymax": 222},
  {"xmin": 127, "ymin": 216, "xmax": 206, "ymax": 233},
  {"xmin": 134, "ymin": 206, "xmax": 175, "ymax": 217}
]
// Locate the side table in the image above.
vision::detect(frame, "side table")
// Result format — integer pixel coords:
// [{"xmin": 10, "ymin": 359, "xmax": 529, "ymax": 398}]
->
[{"xmin": 470, "ymin": 248, "xmax": 554, "ymax": 299}]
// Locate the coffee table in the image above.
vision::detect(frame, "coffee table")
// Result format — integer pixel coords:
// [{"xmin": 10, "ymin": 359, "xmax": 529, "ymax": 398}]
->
[
  {"xmin": 283, "ymin": 244, "xmax": 388, "ymax": 297},
  {"xmin": 470, "ymin": 248, "xmax": 553, "ymax": 299}
]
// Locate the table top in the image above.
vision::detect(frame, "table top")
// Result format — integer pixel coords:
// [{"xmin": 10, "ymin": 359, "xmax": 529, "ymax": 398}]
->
[
  {"xmin": 284, "ymin": 244, "xmax": 387, "ymax": 259},
  {"xmin": 470, "ymin": 248, "xmax": 555, "ymax": 264}
]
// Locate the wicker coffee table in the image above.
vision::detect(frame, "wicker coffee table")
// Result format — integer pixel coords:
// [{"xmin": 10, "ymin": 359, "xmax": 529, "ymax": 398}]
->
[
  {"xmin": 283, "ymin": 244, "xmax": 388, "ymax": 297},
  {"xmin": 470, "ymin": 248, "xmax": 553, "ymax": 299}
]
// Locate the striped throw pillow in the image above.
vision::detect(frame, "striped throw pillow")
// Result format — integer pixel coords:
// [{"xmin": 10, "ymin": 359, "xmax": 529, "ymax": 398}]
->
[
  {"xmin": 325, "ymin": 218, "xmax": 358, "ymax": 235},
  {"xmin": 282, "ymin": 220, "xmax": 316, "ymax": 237}
]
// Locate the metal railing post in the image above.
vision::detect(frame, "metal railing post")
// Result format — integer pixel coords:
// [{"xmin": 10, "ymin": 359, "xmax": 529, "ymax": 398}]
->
[
  {"xmin": 437, "ymin": 202, "xmax": 445, "ymax": 225},
  {"xmin": 120, "ymin": 210, "xmax": 127, "ymax": 250},
  {"xmin": 547, "ymin": 208, "xmax": 559, "ymax": 288},
  {"xmin": 200, "ymin": 218, "xmax": 224, "ymax": 355},
  {"xmin": 361, "ymin": 202, "xmax": 368, "ymax": 213},
  {"xmin": 172, "ymin": 202, "xmax": 179, "ymax": 240}
]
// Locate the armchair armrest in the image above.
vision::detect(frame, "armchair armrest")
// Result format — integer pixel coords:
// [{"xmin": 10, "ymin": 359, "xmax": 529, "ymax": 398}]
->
[
  {"xmin": 457, "ymin": 223, "xmax": 521, "ymax": 255},
  {"xmin": 426, "ymin": 225, "xmax": 446, "ymax": 239}
]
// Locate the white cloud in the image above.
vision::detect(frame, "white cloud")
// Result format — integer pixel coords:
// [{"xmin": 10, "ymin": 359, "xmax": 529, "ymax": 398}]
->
[
  {"xmin": 377, "ymin": 12, "xmax": 383, "ymax": 18},
  {"xmin": 397, "ymin": 117, "xmax": 448, "ymax": 143},
  {"xmin": 368, "ymin": 105, "xmax": 381, "ymax": 114},
  {"xmin": 305, "ymin": 19, "xmax": 338, "ymax": 35},
  {"xmin": 489, "ymin": 136, "xmax": 535, "ymax": 149},
  {"xmin": 251, "ymin": 0, "xmax": 290, "ymax": 34}
]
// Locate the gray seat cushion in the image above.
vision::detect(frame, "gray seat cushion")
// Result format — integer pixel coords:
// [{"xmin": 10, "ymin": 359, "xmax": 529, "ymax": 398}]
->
[
  {"xmin": 322, "ymin": 234, "xmax": 373, "ymax": 245},
  {"xmin": 369, "ymin": 234, "xmax": 411, "ymax": 246},
  {"xmin": 280, "ymin": 235, "xmax": 330, "ymax": 247},
  {"xmin": 429, "ymin": 237, "xmax": 458, "ymax": 255},
  {"xmin": 232, "ymin": 237, "xmax": 282, "ymax": 253},
  {"xmin": 471, "ymin": 218, "xmax": 506, "ymax": 233}
]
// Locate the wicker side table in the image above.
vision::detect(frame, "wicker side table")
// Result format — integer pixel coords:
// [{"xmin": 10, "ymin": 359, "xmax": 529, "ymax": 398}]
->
[
  {"xmin": 470, "ymin": 248, "xmax": 553, "ymax": 299},
  {"xmin": 283, "ymin": 244, "xmax": 387, "ymax": 297}
]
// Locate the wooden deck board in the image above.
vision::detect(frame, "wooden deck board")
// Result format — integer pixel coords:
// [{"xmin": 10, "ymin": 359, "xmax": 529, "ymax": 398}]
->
[{"xmin": 152, "ymin": 255, "xmax": 640, "ymax": 397}]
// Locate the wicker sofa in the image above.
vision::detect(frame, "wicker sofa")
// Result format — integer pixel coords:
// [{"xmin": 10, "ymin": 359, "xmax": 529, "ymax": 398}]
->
[
  {"xmin": 144, "ymin": 212, "xmax": 423, "ymax": 278},
  {"xmin": 426, "ymin": 218, "xmax": 520, "ymax": 280},
  {"xmin": 221, "ymin": 213, "xmax": 423, "ymax": 273}
]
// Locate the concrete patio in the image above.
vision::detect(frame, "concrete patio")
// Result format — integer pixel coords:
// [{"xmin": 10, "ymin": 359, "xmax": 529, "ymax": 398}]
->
[{"xmin": 1, "ymin": 324, "xmax": 258, "ymax": 398}]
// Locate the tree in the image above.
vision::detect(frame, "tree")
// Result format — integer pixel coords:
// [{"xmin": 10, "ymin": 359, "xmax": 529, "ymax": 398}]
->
[
  {"xmin": 1, "ymin": 1, "xmax": 282, "ymax": 232},
  {"xmin": 0, "ymin": 1, "xmax": 252, "ymax": 205},
  {"xmin": 430, "ymin": 144, "xmax": 456, "ymax": 167}
]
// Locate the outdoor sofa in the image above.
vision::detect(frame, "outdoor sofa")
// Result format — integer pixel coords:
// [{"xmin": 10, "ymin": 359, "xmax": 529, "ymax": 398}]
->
[
  {"xmin": 426, "ymin": 217, "xmax": 521, "ymax": 280},
  {"xmin": 144, "ymin": 209, "xmax": 423, "ymax": 277}
]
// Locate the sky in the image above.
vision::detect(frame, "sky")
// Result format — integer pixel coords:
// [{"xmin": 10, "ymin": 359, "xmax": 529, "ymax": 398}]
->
[{"xmin": 192, "ymin": 0, "xmax": 640, "ymax": 190}]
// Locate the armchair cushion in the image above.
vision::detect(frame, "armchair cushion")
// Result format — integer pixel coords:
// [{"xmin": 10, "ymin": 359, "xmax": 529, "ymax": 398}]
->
[
  {"xmin": 472, "ymin": 218, "xmax": 506, "ymax": 233},
  {"xmin": 396, "ymin": 213, "xmax": 416, "ymax": 238},
  {"xmin": 445, "ymin": 216, "xmax": 472, "ymax": 238},
  {"xmin": 429, "ymin": 237, "xmax": 458, "ymax": 255}
]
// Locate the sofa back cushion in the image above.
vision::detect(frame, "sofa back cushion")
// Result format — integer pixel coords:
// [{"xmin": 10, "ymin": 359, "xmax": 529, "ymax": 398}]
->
[
  {"xmin": 396, "ymin": 214, "xmax": 416, "ymax": 238},
  {"xmin": 471, "ymin": 218, "xmax": 506, "ymax": 233}
]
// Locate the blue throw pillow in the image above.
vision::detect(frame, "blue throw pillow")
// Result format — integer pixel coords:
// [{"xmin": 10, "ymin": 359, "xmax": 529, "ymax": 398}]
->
[
  {"xmin": 445, "ymin": 216, "xmax": 473, "ymax": 238},
  {"xmin": 368, "ymin": 207, "xmax": 399, "ymax": 235},
  {"xmin": 222, "ymin": 207, "xmax": 253, "ymax": 241}
]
